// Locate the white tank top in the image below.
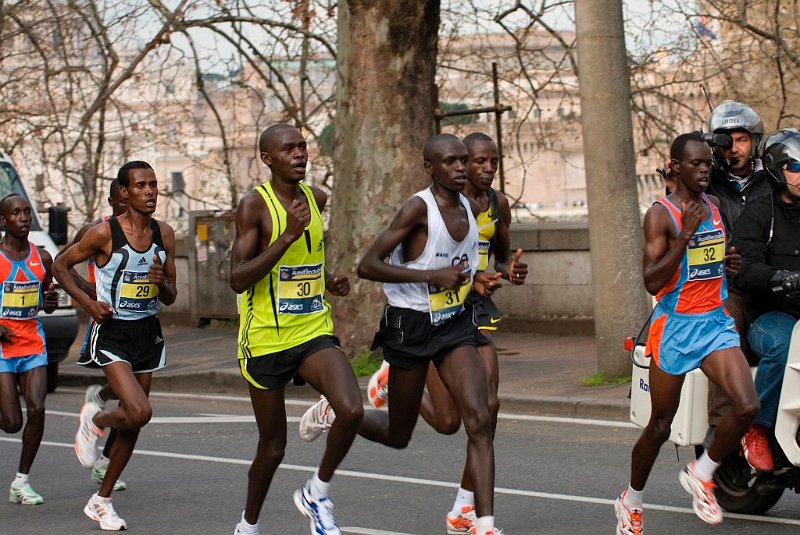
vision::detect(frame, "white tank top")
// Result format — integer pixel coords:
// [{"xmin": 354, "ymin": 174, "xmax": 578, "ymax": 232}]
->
[{"xmin": 384, "ymin": 188, "xmax": 479, "ymax": 325}]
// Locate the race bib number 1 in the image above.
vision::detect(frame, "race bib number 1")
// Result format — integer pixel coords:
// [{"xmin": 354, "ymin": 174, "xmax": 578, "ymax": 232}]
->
[
  {"xmin": 1, "ymin": 281, "xmax": 40, "ymax": 320},
  {"xmin": 687, "ymin": 228, "xmax": 725, "ymax": 281},
  {"xmin": 119, "ymin": 271, "xmax": 159, "ymax": 311},
  {"xmin": 277, "ymin": 264, "xmax": 325, "ymax": 315}
]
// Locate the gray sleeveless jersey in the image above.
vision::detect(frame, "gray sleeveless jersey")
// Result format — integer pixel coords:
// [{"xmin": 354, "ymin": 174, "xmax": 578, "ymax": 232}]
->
[{"xmin": 95, "ymin": 218, "xmax": 166, "ymax": 320}]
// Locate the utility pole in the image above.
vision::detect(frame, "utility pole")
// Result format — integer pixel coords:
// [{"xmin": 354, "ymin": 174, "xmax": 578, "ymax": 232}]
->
[{"xmin": 575, "ymin": 0, "xmax": 649, "ymax": 375}]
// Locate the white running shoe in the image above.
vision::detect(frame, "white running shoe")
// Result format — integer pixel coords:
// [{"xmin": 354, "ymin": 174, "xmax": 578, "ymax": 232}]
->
[
  {"xmin": 367, "ymin": 361, "xmax": 390, "ymax": 408},
  {"xmin": 299, "ymin": 396, "xmax": 336, "ymax": 443},
  {"xmin": 91, "ymin": 459, "xmax": 127, "ymax": 491},
  {"xmin": 9, "ymin": 481, "xmax": 43, "ymax": 505},
  {"xmin": 679, "ymin": 461, "xmax": 723, "ymax": 525},
  {"xmin": 75, "ymin": 402, "xmax": 104, "ymax": 468},
  {"xmin": 85, "ymin": 384, "xmax": 106, "ymax": 409},
  {"xmin": 84, "ymin": 492, "xmax": 127, "ymax": 531},
  {"xmin": 293, "ymin": 480, "xmax": 341, "ymax": 535},
  {"xmin": 233, "ymin": 510, "xmax": 259, "ymax": 535},
  {"xmin": 614, "ymin": 491, "xmax": 643, "ymax": 534}
]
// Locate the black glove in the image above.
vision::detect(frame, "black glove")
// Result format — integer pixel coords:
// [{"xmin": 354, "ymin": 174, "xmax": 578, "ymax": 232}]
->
[{"xmin": 770, "ymin": 270, "xmax": 800, "ymax": 296}]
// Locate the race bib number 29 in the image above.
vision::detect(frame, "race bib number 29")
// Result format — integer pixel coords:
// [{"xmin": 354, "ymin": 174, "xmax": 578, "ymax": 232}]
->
[{"xmin": 119, "ymin": 271, "xmax": 159, "ymax": 310}]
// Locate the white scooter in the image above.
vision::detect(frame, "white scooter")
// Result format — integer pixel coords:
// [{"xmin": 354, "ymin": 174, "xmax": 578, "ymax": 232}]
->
[{"xmin": 627, "ymin": 319, "xmax": 800, "ymax": 514}]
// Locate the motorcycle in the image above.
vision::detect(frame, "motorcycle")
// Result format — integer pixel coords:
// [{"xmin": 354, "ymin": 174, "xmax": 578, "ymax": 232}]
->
[{"xmin": 627, "ymin": 319, "xmax": 800, "ymax": 514}]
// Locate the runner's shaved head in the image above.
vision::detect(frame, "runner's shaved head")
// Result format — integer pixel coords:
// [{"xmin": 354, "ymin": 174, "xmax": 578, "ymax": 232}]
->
[
  {"xmin": 423, "ymin": 134, "xmax": 463, "ymax": 162},
  {"xmin": 259, "ymin": 124, "xmax": 298, "ymax": 153}
]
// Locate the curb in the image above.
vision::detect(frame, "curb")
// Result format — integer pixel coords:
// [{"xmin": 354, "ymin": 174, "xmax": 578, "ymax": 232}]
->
[{"xmin": 58, "ymin": 371, "xmax": 631, "ymax": 421}]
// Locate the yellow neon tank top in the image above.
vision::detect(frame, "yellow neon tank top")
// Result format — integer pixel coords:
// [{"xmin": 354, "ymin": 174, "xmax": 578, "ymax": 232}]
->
[
  {"xmin": 237, "ymin": 182, "xmax": 333, "ymax": 358},
  {"xmin": 475, "ymin": 188, "xmax": 498, "ymax": 271}
]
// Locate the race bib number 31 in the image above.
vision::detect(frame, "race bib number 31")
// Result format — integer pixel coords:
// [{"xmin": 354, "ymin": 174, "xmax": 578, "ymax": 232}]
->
[
  {"xmin": 1, "ymin": 281, "xmax": 40, "ymax": 320},
  {"xmin": 428, "ymin": 279, "xmax": 471, "ymax": 326},
  {"xmin": 687, "ymin": 228, "xmax": 725, "ymax": 281},
  {"xmin": 119, "ymin": 271, "xmax": 159, "ymax": 310},
  {"xmin": 277, "ymin": 264, "xmax": 325, "ymax": 315}
]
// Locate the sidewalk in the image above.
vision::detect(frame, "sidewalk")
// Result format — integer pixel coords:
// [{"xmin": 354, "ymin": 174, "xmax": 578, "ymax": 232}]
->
[{"xmin": 59, "ymin": 321, "xmax": 631, "ymax": 420}]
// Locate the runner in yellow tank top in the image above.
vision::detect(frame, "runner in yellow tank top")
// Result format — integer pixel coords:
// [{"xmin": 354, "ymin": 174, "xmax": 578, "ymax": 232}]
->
[{"xmin": 229, "ymin": 124, "xmax": 363, "ymax": 535}]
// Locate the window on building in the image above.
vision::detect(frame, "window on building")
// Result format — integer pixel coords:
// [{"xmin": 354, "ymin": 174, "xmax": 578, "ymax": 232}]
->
[{"xmin": 171, "ymin": 171, "xmax": 184, "ymax": 193}]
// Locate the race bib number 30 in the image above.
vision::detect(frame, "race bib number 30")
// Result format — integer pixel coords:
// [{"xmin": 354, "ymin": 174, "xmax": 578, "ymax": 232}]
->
[
  {"xmin": 687, "ymin": 228, "xmax": 725, "ymax": 281},
  {"xmin": 119, "ymin": 271, "xmax": 159, "ymax": 310},
  {"xmin": 277, "ymin": 264, "xmax": 324, "ymax": 315},
  {"xmin": 1, "ymin": 281, "xmax": 40, "ymax": 320},
  {"xmin": 428, "ymin": 279, "xmax": 471, "ymax": 326}
]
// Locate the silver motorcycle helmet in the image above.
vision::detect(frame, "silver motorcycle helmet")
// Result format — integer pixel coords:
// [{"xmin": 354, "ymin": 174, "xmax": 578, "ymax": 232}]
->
[
  {"xmin": 763, "ymin": 128, "xmax": 800, "ymax": 197},
  {"xmin": 708, "ymin": 100, "xmax": 764, "ymax": 160}
]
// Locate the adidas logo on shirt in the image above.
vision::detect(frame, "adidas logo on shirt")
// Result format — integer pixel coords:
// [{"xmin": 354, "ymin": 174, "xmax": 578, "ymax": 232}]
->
[{"xmin": 137, "ymin": 258, "xmax": 148, "ymax": 266}]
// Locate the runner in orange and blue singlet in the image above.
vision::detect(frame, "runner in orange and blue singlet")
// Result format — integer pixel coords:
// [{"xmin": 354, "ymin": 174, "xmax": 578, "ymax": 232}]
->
[
  {"xmin": 646, "ymin": 192, "xmax": 739, "ymax": 375},
  {"xmin": 0, "ymin": 194, "xmax": 59, "ymax": 506},
  {"xmin": 614, "ymin": 133, "xmax": 759, "ymax": 535}
]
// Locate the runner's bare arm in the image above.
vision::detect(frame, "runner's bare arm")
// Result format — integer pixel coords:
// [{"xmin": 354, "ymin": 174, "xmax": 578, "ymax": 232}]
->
[
  {"xmin": 357, "ymin": 196, "xmax": 467, "ymax": 290},
  {"xmin": 492, "ymin": 191, "xmax": 527, "ymax": 284},
  {"xmin": 56, "ymin": 220, "xmax": 100, "ymax": 299},
  {"xmin": 310, "ymin": 187, "xmax": 349, "ymax": 297},
  {"xmin": 229, "ymin": 190, "xmax": 305, "ymax": 293},
  {"xmin": 642, "ymin": 203, "xmax": 690, "ymax": 295},
  {"xmin": 153, "ymin": 221, "xmax": 177, "ymax": 306},
  {"xmin": 39, "ymin": 250, "xmax": 58, "ymax": 314},
  {"xmin": 52, "ymin": 223, "xmax": 114, "ymax": 322}
]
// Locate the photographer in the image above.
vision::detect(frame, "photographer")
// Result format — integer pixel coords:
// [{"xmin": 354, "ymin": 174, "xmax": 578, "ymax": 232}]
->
[
  {"xmin": 734, "ymin": 128, "xmax": 800, "ymax": 471},
  {"xmin": 705, "ymin": 101, "xmax": 772, "ymax": 436}
]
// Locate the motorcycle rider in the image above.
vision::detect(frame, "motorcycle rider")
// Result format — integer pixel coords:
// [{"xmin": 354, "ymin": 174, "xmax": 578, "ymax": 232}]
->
[
  {"xmin": 705, "ymin": 101, "xmax": 772, "ymax": 440},
  {"xmin": 733, "ymin": 128, "xmax": 800, "ymax": 471}
]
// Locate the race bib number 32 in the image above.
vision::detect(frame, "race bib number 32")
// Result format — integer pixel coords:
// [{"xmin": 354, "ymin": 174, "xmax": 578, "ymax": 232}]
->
[
  {"xmin": 1, "ymin": 281, "xmax": 40, "ymax": 320},
  {"xmin": 119, "ymin": 271, "xmax": 159, "ymax": 310},
  {"xmin": 277, "ymin": 264, "xmax": 325, "ymax": 315},
  {"xmin": 687, "ymin": 228, "xmax": 725, "ymax": 281}
]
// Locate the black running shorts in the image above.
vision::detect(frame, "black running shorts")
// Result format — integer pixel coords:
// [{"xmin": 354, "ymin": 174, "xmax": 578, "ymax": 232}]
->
[
  {"xmin": 79, "ymin": 315, "xmax": 166, "ymax": 374},
  {"xmin": 371, "ymin": 304, "xmax": 488, "ymax": 369},
  {"xmin": 466, "ymin": 290, "xmax": 502, "ymax": 331},
  {"xmin": 239, "ymin": 334, "xmax": 341, "ymax": 390}
]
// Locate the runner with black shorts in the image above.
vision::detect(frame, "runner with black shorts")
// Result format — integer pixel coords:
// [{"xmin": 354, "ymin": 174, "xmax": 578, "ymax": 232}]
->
[
  {"xmin": 302, "ymin": 134, "xmax": 503, "ymax": 535},
  {"xmin": 0, "ymin": 194, "xmax": 59, "ymax": 506},
  {"xmin": 53, "ymin": 161, "xmax": 177, "ymax": 531},
  {"xmin": 57, "ymin": 178, "xmax": 128, "ymax": 492},
  {"xmin": 230, "ymin": 124, "xmax": 362, "ymax": 535}
]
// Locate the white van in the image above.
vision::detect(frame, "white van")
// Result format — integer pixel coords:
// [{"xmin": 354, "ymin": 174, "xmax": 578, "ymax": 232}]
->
[{"xmin": 0, "ymin": 151, "xmax": 79, "ymax": 392}]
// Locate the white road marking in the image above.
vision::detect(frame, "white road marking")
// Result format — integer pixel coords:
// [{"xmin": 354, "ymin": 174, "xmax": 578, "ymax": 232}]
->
[
  {"xmin": 57, "ymin": 388, "xmax": 635, "ymax": 428},
  {"xmin": 1, "ymin": 437, "xmax": 798, "ymax": 526},
  {"xmin": 44, "ymin": 410, "xmax": 297, "ymax": 424},
  {"xmin": 341, "ymin": 529, "xmax": 420, "ymax": 535}
]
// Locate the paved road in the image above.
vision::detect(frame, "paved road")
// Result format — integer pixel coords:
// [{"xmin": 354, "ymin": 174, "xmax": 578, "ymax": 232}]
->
[{"xmin": 2, "ymin": 388, "xmax": 799, "ymax": 534}]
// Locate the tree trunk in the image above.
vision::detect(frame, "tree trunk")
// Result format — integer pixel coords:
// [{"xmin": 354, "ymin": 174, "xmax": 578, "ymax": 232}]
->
[
  {"xmin": 330, "ymin": 0, "xmax": 440, "ymax": 353},
  {"xmin": 575, "ymin": 0, "xmax": 649, "ymax": 376}
]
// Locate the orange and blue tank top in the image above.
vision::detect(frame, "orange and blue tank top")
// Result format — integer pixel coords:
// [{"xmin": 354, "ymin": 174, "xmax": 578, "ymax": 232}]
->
[
  {"xmin": 0, "ymin": 243, "xmax": 46, "ymax": 358},
  {"xmin": 654, "ymin": 194, "xmax": 727, "ymax": 314}
]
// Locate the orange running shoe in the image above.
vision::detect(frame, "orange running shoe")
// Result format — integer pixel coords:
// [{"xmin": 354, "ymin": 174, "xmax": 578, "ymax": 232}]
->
[
  {"xmin": 446, "ymin": 505, "xmax": 476, "ymax": 534},
  {"xmin": 367, "ymin": 361, "xmax": 390, "ymax": 408},
  {"xmin": 741, "ymin": 425, "xmax": 774, "ymax": 471}
]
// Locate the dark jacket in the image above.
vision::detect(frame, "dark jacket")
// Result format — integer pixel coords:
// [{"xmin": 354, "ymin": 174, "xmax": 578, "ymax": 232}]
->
[
  {"xmin": 707, "ymin": 164, "xmax": 771, "ymax": 243},
  {"xmin": 733, "ymin": 191, "xmax": 800, "ymax": 320}
]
